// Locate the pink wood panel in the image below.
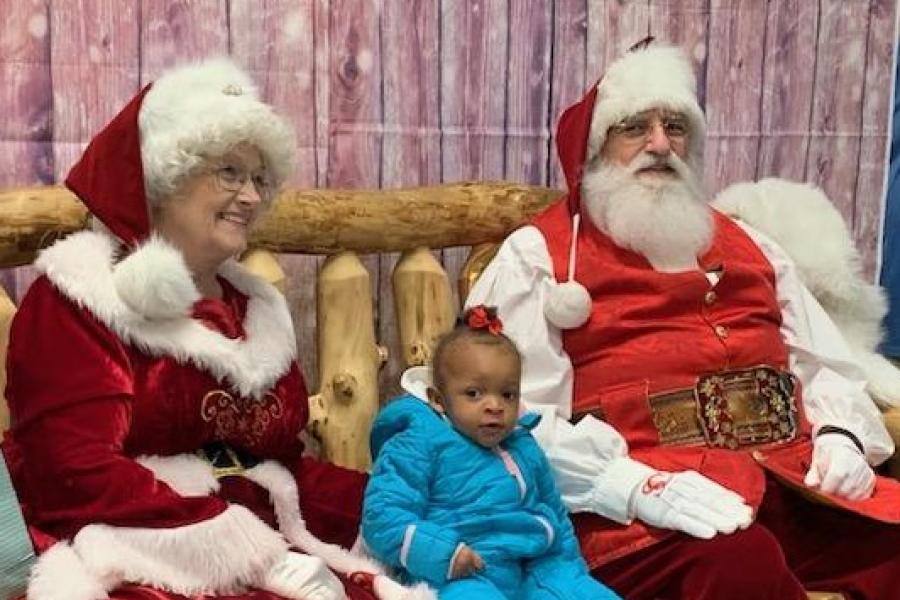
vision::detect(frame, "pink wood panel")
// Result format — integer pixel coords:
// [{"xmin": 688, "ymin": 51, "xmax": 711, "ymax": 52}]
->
[
  {"xmin": 44, "ymin": 0, "xmax": 140, "ymax": 303},
  {"xmin": 855, "ymin": 0, "xmax": 897, "ymax": 277},
  {"xmin": 0, "ymin": 0, "xmax": 52, "ymax": 298},
  {"xmin": 804, "ymin": 1, "xmax": 870, "ymax": 222},
  {"xmin": 325, "ymin": 0, "xmax": 383, "ymax": 189},
  {"xmin": 440, "ymin": 0, "xmax": 508, "ymax": 182},
  {"xmin": 586, "ymin": 0, "xmax": 650, "ymax": 80},
  {"xmin": 504, "ymin": 0, "xmax": 553, "ymax": 186},
  {"xmin": 702, "ymin": 0, "xmax": 767, "ymax": 197},
  {"xmin": 440, "ymin": 0, "xmax": 509, "ymax": 310},
  {"xmin": 231, "ymin": 0, "xmax": 318, "ymax": 187},
  {"xmin": 139, "ymin": 0, "xmax": 228, "ymax": 83},
  {"xmin": 547, "ymin": 0, "xmax": 588, "ymax": 190},
  {"xmin": 381, "ymin": 0, "xmax": 441, "ymax": 189},
  {"xmin": 50, "ymin": 0, "xmax": 140, "ymax": 182},
  {"xmin": 324, "ymin": 0, "xmax": 383, "ymax": 393},
  {"xmin": 230, "ymin": 0, "xmax": 322, "ymax": 387},
  {"xmin": 0, "ymin": 0, "xmax": 52, "ymax": 187},
  {"xmin": 648, "ymin": 0, "xmax": 710, "ymax": 107},
  {"xmin": 313, "ymin": 0, "xmax": 332, "ymax": 187},
  {"xmin": 378, "ymin": 0, "xmax": 441, "ymax": 398},
  {"xmin": 755, "ymin": 0, "xmax": 819, "ymax": 182}
]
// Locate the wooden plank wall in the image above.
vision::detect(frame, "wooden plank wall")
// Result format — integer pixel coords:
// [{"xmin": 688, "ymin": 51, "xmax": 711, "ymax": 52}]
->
[{"xmin": 0, "ymin": 0, "xmax": 896, "ymax": 397}]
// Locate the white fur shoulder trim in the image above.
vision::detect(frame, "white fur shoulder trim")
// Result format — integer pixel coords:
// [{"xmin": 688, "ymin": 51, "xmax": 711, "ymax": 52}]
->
[{"xmin": 36, "ymin": 231, "xmax": 297, "ymax": 399}]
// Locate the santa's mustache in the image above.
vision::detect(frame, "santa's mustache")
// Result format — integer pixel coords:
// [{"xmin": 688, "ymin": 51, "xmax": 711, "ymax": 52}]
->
[{"xmin": 624, "ymin": 152, "xmax": 694, "ymax": 181}]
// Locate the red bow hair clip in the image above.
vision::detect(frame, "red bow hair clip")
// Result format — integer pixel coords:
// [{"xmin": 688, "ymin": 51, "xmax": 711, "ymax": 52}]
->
[{"xmin": 465, "ymin": 305, "xmax": 503, "ymax": 335}]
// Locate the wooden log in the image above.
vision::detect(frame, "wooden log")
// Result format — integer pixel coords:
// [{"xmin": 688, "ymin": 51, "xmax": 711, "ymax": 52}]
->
[
  {"xmin": 0, "ymin": 285, "xmax": 16, "ymax": 433},
  {"xmin": 458, "ymin": 242, "xmax": 500, "ymax": 306},
  {"xmin": 240, "ymin": 249, "xmax": 287, "ymax": 294},
  {"xmin": 0, "ymin": 185, "xmax": 89, "ymax": 267},
  {"xmin": 883, "ymin": 407, "xmax": 900, "ymax": 480},
  {"xmin": 311, "ymin": 251, "xmax": 382, "ymax": 470},
  {"xmin": 392, "ymin": 247, "xmax": 455, "ymax": 368},
  {"xmin": 0, "ymin": 183, "xmax": 559, "ymax": 267}
]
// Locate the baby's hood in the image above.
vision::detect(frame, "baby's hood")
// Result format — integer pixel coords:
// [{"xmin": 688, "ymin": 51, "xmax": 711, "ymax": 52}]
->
[{"xmin": 369, "ymin": 394, "xmax": 443, "ymax": 458}]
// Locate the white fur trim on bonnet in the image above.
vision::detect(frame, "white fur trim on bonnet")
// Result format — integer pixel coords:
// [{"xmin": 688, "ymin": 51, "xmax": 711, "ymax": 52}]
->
[
  {"xmin": 587, "ymin": 45, "xmax": 706, "ymax": 164},
  {"xmin": 139, "ymin": 58, "xmax": 296, "ymax": 204}
]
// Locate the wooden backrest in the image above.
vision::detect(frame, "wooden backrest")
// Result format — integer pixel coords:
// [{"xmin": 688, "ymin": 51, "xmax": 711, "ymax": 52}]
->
[{"xmin": 0, "ymin": 182, "xmax": 560, "ymax": 468}]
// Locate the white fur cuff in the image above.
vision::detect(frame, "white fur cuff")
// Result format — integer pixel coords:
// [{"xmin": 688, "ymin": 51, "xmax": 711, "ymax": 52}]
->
[{"xmin": 29, "ymin": 505, "xmax": 287, "ymax": 599}]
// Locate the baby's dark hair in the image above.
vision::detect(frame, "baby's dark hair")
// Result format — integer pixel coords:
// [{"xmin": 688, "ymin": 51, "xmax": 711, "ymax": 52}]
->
[{"xmin": 430, "ymin": 306, "xmax": 522, "ymax": 393}]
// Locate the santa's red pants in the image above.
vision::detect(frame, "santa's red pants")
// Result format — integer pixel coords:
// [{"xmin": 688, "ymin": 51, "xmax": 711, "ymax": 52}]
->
[{"xmin": 594, "ymin": 476, "xmax": 900, "ymax": 600}]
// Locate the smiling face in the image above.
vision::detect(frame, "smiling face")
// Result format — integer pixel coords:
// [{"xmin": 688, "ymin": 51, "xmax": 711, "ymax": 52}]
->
[
  {"xmin": 154, "ymin": 143, "xmax": 268, "ymax": 276},
  {"xmin": 428, "ymin": 337, "xmax": 521, "ymax": 449}
]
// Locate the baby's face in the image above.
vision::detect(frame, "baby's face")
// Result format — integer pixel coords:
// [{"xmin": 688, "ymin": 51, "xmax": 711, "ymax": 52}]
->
[{"xmin": 430, "ymin": 340, "xmax": 521, "ymax": 448}]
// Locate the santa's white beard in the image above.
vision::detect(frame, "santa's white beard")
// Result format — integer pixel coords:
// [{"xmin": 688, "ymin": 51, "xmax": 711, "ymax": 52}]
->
[{"xmin": 581, "ymin": 153, "xmax": 712, "ymax": 272}]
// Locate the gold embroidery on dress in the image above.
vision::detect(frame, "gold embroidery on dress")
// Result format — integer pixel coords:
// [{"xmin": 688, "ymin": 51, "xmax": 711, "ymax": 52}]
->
[{"xmin": 200, "ymin": 389, "xmax": 284, "ymax": 445}]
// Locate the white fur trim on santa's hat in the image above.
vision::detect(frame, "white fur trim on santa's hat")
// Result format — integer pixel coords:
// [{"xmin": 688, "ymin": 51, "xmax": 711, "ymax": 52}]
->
[
  {"xmin": 544, "ymin": 279, "xmax": 592, "ymax": 330},
  {"xmin": 113, "ymin": 235, "xmax": 200, "ymax": 320},
  {"xmin": 588, "ymin": 45, "xmax": 705, "ymax": 164},
  {"xmin": 139, "ymin": 58, "xmax": 296, "ymax": 204}
]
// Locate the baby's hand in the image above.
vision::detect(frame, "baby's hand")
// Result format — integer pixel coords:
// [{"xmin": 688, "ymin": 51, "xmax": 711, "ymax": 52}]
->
[{"xmin": 449, "ymin": 545, "xmax": 484, "ymax": 579}]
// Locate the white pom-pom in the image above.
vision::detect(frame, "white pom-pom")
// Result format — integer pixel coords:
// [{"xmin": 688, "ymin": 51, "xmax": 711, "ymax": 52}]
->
[
  {"xmin": 544, "ymin": 280, "xmax": 592, "ymax": 329},
  {"xmin": 113, "ymin": 236, "xmax": 200, "ymax": 320}
]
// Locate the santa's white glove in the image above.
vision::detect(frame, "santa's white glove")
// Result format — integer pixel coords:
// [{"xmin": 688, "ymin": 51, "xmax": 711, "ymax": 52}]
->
[
  {"xmin": 627, "ymin": 465, "xmax": 753, "ymax": 539},
  {"xmin": 804, "ymin": 431, "xmax": 875, "ymax": 501},
  {"xmin": 261, "ymin": 552, "xmax": 346, "ymax": 600}
]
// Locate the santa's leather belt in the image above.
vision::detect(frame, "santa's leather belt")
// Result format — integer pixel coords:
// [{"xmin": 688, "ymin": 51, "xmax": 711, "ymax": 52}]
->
[
  {"xmin": 198, "ymin": 441, "xmax": 261, "ymax": 478},
  {"xmin": 573, "ymin": 366, "xmax": 800, "ymax": 450}
]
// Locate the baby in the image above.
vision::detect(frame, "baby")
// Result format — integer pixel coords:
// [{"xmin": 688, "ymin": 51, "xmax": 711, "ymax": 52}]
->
[{"xmin": 363, "ymin": 306, "xmax": 620, "ymax": 599}]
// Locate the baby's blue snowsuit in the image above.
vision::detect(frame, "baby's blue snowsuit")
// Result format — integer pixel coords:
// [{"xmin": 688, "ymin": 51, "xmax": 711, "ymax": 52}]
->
[{"xmin": 363, "ymin": 395, "xmax": 620, "ymax": 600}]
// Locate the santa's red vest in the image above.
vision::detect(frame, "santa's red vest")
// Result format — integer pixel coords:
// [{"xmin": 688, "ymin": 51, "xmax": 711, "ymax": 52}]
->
[{"xmin": 531, "ymin": 198, "xmax": 900, "ymax": 568}]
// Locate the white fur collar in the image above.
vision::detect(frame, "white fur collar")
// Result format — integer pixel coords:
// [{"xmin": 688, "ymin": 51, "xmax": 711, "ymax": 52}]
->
[{"xmin": 37, "ymin": 230, "xmax": 297, "ymax": 399}]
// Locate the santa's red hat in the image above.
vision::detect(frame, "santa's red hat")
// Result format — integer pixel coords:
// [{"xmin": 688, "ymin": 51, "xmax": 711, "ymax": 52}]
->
[
  {"xmin": 65, "ymin": 58, "xmax": 296, "ymax": 247},
  {"xmin": 547, "ymin": 43, "xmax": 706, "ymax": 330},
  {"xmin": 588, "ymin": 44, "xmax": 705, "ymax": 167}
]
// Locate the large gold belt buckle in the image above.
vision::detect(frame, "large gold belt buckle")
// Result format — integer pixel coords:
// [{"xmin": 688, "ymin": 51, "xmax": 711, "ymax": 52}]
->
[{"xmin": 694, "ymin": 366, "xmax": 799, "ymax": 449}]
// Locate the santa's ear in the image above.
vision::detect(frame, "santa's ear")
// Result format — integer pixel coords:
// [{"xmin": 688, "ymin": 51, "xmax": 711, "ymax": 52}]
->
[{"xmin": 426, "ymin": 387, "xmax": 446, "ymax": 414}]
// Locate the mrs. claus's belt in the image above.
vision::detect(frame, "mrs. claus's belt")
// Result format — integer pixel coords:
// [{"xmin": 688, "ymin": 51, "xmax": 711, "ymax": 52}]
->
[
  {"xmin": 575, "ymin": 366, "xmax": 800, "ymax": 450},
  {"xmin": 197, "ymin": 441, "xmax": 261, "ymax": 479}
]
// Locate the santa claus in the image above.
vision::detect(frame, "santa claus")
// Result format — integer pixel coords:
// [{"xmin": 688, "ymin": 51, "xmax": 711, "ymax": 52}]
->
[{"xmin": 465, "ymin": 43, "xmax": 900, "ymax": 599}]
